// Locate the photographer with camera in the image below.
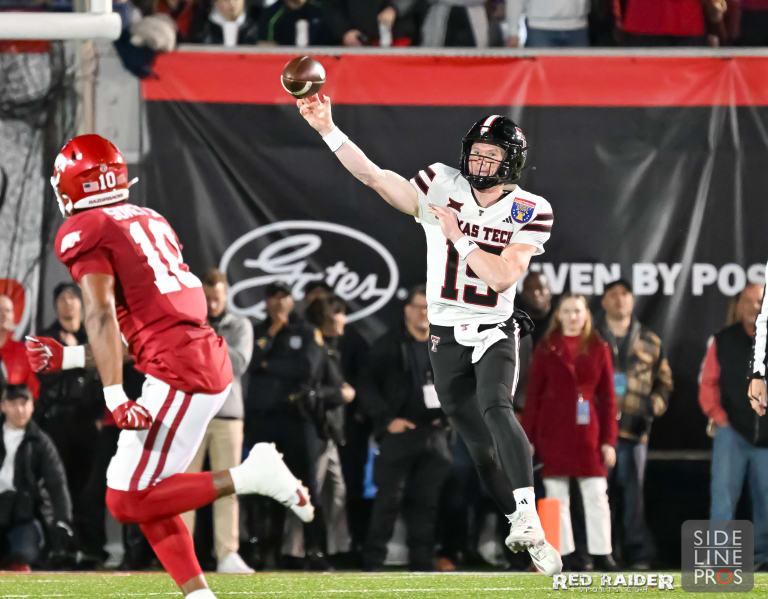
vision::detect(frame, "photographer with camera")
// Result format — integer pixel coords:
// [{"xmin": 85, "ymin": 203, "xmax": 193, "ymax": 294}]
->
[{"xmin": 244, "ymin": 282, "xmax": 330, "ymax": 570}]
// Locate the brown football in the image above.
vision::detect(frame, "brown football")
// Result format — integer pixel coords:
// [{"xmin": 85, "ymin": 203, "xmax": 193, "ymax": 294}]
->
[{"xmin": 281, "ymin": 56, "xmax": 326, "ymax": 99}]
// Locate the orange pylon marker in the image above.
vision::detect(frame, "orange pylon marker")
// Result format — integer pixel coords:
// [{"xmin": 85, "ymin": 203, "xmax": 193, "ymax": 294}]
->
[{"xmin": 537, "ymin": 497, "xmax": 560, "ymax": 553}]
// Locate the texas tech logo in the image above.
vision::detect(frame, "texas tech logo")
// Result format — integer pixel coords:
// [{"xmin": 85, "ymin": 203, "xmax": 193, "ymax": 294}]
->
[{"xmin": 430, "ymin": 335, "xmax": 440, "ymax": 352}]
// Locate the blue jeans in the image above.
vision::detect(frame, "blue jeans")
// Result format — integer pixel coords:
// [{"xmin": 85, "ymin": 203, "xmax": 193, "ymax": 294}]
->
[
  {"xmin": 610, "ymin": 439, "xmax": 653, "ymax": 563},
  {"xmin": 525, "ymin": 27, "xmax": 589, "ymax": 48},
  {"xmin": 710, "ymin": 425, "xmax": 768, "ymax": 564},
  {"xmin": 5, "ymin": 520, "xmax": 42, "ymax": 565}
]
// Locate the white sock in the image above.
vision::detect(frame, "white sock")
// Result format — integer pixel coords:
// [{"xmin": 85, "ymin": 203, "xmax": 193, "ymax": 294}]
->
[
  {"xmin": 186, "ymin": 589, "xmax": 217, "ymax": 599},
  {"xmin": 513, "ymin": 487, "xmax": 537, "ymax": 513}
]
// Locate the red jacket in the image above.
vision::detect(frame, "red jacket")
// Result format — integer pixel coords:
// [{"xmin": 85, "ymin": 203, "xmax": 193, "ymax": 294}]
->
[
  {"xmin": 614, "ymin": 0, "xmax": 706, "ymax": 36},
  {"xmin": 0, "ymin": 336, "xmax": 40, "ymax": 398},
  {"xmin": 522, "ymin": 332, "xmax": 618, "ymax": 478}
]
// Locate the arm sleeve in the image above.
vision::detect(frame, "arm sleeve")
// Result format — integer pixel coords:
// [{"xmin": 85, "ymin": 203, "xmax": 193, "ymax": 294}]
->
[
  {"xmin": 226, "ymin": 317, "xmax": 254, "ymax": 377},
  {"xmin": 751, "ymin": 279, "xmax": 768, "ymax": 377},
  {"xmin": 316, "ymin": 354, "xmax": 345, "ymax": 407},
  {"xmin": 699, "ymin": 339, "xmax": 728, "ymax": 426},
  {"xmin": 650, "ymin": 344, "xmax": 674, "ymax": 417},
  {"xmin": 505, "ymin": 0, "xmax": 524, "ymax": 37},
  {"xmin": 358, "ymin": 340, "xmax": 397, "ymax": 437},
  {"xmin": 39, "ymin": 433, "xmax": 73, "ymax": 524},
  {"xmin": 596, "ymin": 343, "xmax": 618, "ymax": 447}
]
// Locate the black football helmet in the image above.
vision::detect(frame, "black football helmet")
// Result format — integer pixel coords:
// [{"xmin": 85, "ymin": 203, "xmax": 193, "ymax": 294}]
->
[{"xmin": 460, "ymin": 115, "xmax": 527, "ymax": 189}]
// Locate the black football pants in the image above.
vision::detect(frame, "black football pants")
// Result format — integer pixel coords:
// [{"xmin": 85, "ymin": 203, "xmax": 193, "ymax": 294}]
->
[{"xmin": 428, "ymin": 323, "xmax": 533, "ymax": 515}]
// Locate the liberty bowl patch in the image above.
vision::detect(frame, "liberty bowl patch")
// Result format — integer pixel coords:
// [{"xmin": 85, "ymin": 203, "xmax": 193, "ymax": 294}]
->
[{"xmin": 511, "ymin": 198, "xmax": 535, "ymax": 224}]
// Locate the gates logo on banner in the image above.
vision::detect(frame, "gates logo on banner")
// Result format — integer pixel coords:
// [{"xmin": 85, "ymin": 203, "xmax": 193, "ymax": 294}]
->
[{"xmin": 219, "ymin": 220, "xmax": 399, "ymax": 323}]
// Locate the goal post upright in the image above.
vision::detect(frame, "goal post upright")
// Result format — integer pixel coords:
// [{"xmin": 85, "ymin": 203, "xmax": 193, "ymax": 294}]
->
[{"xmin": 0, "ymin": 0, "xmax": 121, "ymax": 40}]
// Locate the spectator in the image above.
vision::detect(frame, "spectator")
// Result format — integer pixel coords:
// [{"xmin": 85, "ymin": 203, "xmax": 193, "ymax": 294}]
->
[
  {"xmin": 596, "ymin": 279, "xmax": 673, "ymax": 569},
  {"xmin": 298, "ymin": 282, "xmax": 374, "ymax": 562},
  {"xmin": 359, "ymin": 285, "xmax": 451, "ymax": 571},
  {"xmin": 0, "ymin": 384, "xmax": 73, "ymax": 571},
  {"xmin": 35, "ymin": 283, "xmax": 102, "ymax": 563},
  {"xmin": 699, "ymin": 283, "xmax": 768, "ymax": 569},
  {"xmin": 244, "ymin": 281, "xmax": 330, "ymax": 570},
  {"xmin": 150, "ymin": 0, "xmax": 208, "ymax": 42},
  {"xmin": 505, "ymin": 0, "xmax": 590, "ymax": 47},
  {"xmin": 514, "ymin": 272, "xmax": 553, "ymax": 412},
  {"xmin": 296, "ymin": 281, "xmax": 332, "ymax": 318},
  {"xmin": 421, "ymin": 0, "xmax": 490, "ymax": 47},
  {"xmin": 522, "ymin": 293, "xmax": 617, "ymax": 571},
  {"xmin": 325, "ymin": 0, "xmax": 427, "ymax": 46},
  {"xmin": 0, "ymin": 295, "xmax": 38, "ymax": 398},
  {"xmin": 282, "ymin": 296, "xmax": 353, "ymax": 565},
  {"xmin": 194, "ymin": 0, "xmax": 260, "ymax": 45},
  {"xmin": 517, "ymin": 272, "xmax": 553, "ymax": 345},
  {"xmin": 257, "ymin": 0, "xmax": 332, "ymax": 45},
  {"xmin": 613, "ymin": 0, "xmax": 727, "ymax": 46},
  {"xmin": 181, "ymin": 268, "xmax": 254, "ymax": 574}
]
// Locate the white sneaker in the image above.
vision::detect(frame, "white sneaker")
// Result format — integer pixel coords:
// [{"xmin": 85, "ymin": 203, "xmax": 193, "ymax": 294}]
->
[
  {"xmin": 216, "ymin": 552, "xmax": 255, "ymax": 574},
  {"xmin": 528, "ymin": 539, "xmax": 563, "ymax": 576},
  {"xmin": 505, "ymin": 509, "xmax": 545, "ymax": 552},
  {"xmin": 230, "ymin": 443, "xmax": 315, "ymax": 522}
]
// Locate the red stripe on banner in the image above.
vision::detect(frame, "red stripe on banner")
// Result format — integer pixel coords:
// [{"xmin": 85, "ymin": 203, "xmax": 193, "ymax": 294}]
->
[
  {"xmin": 148, "ymin": 392, "xmax": 193, "ymax": 487},
  {"xmin": 142, "ymin": 53, "xmax": 768, "ymax": 107},
  {"xmin": 129, "ymin": 387, "xmax": 177, "ymax": 492}
]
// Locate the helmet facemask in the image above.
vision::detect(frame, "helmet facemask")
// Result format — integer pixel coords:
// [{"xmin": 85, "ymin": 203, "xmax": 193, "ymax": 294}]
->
[{"xmin": 459, "ymin": 115, "xmax": 528, "ymax": 190}]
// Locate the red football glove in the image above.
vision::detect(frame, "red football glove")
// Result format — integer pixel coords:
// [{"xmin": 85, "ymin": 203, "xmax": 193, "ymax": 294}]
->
[
  {"xmin": 25, "ymin": 336, "xmax": 63, "ymax": 373},
  {"xmin": 104, "ymin": 385, "xmax": 153, "ymax": 430},
  {"xmin": 112, "ymin": 400, "xmax": 153, "ymax": 430}
]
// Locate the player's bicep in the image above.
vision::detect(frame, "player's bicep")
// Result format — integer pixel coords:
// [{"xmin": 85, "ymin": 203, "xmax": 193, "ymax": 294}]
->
[
  {"xmin": 80, "ymin": 273, "xmax": 117, "ymax": 315},
  {"xmin": 373, "ymin": 169, "xmax": 419, "ymax": 216}
]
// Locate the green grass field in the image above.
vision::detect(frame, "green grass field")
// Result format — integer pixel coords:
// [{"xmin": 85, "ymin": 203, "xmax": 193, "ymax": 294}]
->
[{"xmin": 0, "ymin": 571, "xmax": 765, "ymax": 599}]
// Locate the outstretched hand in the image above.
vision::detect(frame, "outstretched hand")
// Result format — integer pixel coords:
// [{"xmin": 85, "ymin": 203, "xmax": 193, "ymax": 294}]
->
[{"xmin": 297, "ymin": 94, "xmax": 334, "ymax": 136}]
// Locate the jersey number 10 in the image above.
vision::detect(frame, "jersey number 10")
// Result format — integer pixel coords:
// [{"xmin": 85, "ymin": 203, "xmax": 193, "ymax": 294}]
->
[
  {"xmin": 129, "ymin": 219, "xmax": 202, "ymax": 294},
  {"xmin": 440, "ymin": 241, "xmax": 502, "ymax": 307}
]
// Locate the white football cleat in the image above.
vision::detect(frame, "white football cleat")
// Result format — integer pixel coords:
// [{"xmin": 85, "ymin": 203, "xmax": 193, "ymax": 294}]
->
[
  {"xmin": 528, "ymin": 539, "xmax": 563, "ymax": 576},
  {"xmin": 230, "ymin": 443, "xmax": 315, "ymax": 522},
  {"xmin": 505, "ymin": 509, "xmax": 545, "ymax": 552},
  {"xmin": 217, "ymin": 551, "xmax": 255, "ymax": 574}
]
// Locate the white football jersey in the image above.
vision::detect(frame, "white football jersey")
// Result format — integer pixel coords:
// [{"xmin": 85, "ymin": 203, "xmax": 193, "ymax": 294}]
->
[{"xmin": 410, "ymin": 162, "xmax": 553, "ymax": 326}]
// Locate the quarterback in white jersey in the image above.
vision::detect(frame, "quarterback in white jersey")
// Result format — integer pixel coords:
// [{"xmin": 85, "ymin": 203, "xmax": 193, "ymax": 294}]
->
[
  {"xmin": 412, "ymin": 161, "xmax": 552, "ymax": 327},
  {"xmin": 297, "ymin": 96, "xmax": 560, "ymax": 576}
]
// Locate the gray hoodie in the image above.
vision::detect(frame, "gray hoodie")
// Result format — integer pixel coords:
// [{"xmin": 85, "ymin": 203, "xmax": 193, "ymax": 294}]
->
[
  {"xmin": 210, "ymin": 312, "xmax": 253, "ymax": 420},
  {"xmin": 506, "ymin": 0, "xmax": 590, "ymax": 33}
]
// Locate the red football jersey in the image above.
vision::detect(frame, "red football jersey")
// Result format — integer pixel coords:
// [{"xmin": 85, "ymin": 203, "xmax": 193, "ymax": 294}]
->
[{"xmin": 54, "ymin": 202, "xmax": 232, "ymax": 394}]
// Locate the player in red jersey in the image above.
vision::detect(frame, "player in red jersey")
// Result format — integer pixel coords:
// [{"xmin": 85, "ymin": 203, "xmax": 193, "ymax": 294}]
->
[{"xmin": 26, "ymin": 135, "xmax": 313, "ymax": 599}]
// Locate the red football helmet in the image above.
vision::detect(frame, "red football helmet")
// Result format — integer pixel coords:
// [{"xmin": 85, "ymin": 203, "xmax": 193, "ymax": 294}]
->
[{"xmin": 50, "ymin": 134, "xmax": 136, "ymax": 217}]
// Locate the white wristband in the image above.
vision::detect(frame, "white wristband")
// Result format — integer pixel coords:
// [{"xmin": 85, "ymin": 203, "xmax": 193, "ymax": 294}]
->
[
  {"xmin": 453, "ymin": 236, "xmax": 479, "ymax": 260},
  {"xmin": 62, "ymin": 345, "xmax": 86, "ymax": 370},
  {"xmin": 103, "ymin": 384, "xmax": 130, "ymax": 411},
  {"xmin": 322, "ymin": 127, "xmax": 348, "ymax": 152}
]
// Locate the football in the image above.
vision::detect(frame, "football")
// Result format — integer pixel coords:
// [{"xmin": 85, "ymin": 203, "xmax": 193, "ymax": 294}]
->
[{"xmin": 280, "ymin": 56, "xmax": 326, "ymax": 99}]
